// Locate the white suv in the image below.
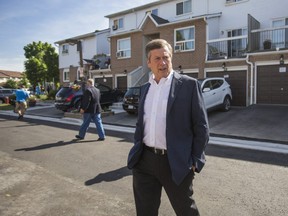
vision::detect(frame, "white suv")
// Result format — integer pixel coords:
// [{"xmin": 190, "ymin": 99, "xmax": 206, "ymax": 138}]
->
[{"xmin": 198, "ymin": 77, "xmax": 232, "ymax": 112}]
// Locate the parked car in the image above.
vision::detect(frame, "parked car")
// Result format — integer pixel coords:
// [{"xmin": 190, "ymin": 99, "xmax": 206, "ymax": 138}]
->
[
  {"xmin": 198, "ymin": 77, "xmax": 232, "ymax": 112},
  {"xmin": 0, "ymin": 88, "xmax": 16, "ymax": 104},
  {"xmin": 122, "ymin": 86, "xmax": 140, "ymax": 114},
  {"xmin": 54, "ymin": 83, "xmax": 125, "ymax": 112}
]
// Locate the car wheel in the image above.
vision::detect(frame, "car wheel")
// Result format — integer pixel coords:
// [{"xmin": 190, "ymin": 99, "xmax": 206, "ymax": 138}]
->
[{"xmin": 222, "ymin": 96, "xmax": 231, "ymax": 112}]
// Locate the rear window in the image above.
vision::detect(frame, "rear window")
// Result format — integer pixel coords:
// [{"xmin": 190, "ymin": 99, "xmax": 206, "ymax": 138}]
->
[{"xmin": 57, "ymin": 87, "xmax": 74, "ymax": 95}]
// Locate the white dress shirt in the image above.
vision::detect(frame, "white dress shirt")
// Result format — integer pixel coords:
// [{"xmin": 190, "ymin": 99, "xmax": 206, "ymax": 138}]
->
[{"xmin": 143, "ymin": 71, "xmax": 174, "ymax": 150}]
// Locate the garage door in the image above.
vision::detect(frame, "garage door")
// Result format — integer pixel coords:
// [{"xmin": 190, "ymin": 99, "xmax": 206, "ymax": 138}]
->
[
  {"xmin": 257, "ymin": 65, "xmax": 288, "ymax": 104},
  {"xmin": 207, "ymin": 70, "xmax": 247, "ymax": 106},
  {"xmin": 116, "ymin": 76, "xmax": 127, "ymax": 92}
]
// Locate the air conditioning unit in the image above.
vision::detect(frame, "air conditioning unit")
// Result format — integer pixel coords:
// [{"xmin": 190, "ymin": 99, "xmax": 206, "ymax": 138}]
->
[
  {"xmin": 174, "ymin": 45, "xmax": 182, "ymax": 52},
  {"xmin": 116, "ymin": 51, "xmax": 124, "ymax": 58},
  {"xmin": 112, "ymin": 25, "xmax": 118, "ymax": 30}
]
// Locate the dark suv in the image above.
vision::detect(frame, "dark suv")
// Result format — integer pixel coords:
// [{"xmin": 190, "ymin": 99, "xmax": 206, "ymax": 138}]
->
[
  {"xmin": 55, "ymin": 83, "xmax": 125, "ymax": 112},
  {"xmin": 122, "ymin": 86, "xmax": 140, "ymax": 114}
]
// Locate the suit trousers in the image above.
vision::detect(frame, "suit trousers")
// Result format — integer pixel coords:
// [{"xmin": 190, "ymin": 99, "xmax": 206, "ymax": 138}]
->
[{"xmin": 132, "ymin": 148, "xmax": 200, "ymax": 216}]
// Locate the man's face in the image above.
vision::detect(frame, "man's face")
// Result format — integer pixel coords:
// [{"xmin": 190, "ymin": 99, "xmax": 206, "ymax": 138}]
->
[{"xmin": 147, "ymin": 46, "xmax": 172, "ymax": 82}]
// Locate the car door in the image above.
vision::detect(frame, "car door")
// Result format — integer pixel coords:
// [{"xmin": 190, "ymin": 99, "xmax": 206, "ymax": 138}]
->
[
  {"xmin": 210, "ymin": 79, "xmax": 224, "ymax": 107},
  {"xmin": 201, "ymin": 80, "xmax": 217, "ymax": 109}
]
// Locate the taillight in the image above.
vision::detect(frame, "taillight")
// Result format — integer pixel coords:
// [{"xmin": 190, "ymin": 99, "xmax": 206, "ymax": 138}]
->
[{"xmin": 65, "ymin": 94, "xmax": 74, "ymax": 102}]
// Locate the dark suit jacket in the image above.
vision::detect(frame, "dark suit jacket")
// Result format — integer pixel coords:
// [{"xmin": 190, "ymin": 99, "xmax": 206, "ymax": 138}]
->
[
  {"xmin": 127, "ymin": 72, "xmax": 209, "ymax": 185},
  {"xmin": 81, "ymin": 86, "xmax": 102, "ymax": 114}
]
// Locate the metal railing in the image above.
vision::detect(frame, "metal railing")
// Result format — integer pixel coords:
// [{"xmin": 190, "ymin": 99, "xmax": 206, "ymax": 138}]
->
[
  {"xmin": 207, "ymin": 35, "xmax": 248, "ymax": 60},
  {"xmin": 250, "ymin": 26, "xmax": 288, "ymax": 51}
]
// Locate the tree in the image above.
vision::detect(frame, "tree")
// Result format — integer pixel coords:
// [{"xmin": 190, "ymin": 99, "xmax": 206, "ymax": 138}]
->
[
  {"xmin": 3, "ymin": 79, "xmax": 17, "ymax": 89},
  {"xmin": 24, "ymin": 41, "xmax": 59, "ymax": 88}
]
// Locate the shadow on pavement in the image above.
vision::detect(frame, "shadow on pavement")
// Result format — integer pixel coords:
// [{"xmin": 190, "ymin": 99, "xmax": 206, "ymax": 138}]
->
[
  {"xmin": 14, "ymin": 139, "xmax": 97, "ymax": 151},
  {"xmin": 85, "ymin": 166, "xmax": 132, "ymax": 186}
]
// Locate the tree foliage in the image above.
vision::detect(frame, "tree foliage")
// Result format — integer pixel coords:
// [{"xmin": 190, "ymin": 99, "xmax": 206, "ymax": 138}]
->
[{"xmin": 24, "ymin": 41, "xmax": 59, "ymax": 87}]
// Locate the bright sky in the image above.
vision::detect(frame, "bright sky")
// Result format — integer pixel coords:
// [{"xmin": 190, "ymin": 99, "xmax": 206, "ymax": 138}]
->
[{"xmin": 0, "ymin": 0, "xmax": 156, "ymax": 72}]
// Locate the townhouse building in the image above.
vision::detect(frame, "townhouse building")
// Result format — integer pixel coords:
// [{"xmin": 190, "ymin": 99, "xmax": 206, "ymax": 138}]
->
[
  {"xmin": 100, "ymin": 0, "xmax": 287, "ymax": 107},
  {"xmin": 55, "ymin": 28, "xmax": 110, "ymax": 87}
]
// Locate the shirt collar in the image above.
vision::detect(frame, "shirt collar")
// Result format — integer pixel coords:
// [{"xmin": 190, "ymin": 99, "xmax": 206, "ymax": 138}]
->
[{"xmin": 149, "ymin": 70, "xmax": 174, "ymax": 85}]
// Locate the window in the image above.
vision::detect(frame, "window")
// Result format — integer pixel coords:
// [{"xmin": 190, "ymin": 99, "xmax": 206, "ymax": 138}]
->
[
  {"xmin": 176, "ymin": 0, "xmax": 191, "ymax": 16},
  {"xmin": 62, "ymin": 44, "xmax": 69, "ymax": 54},
  {"xmin": 226, "ymin": 0, "xmax": 245, "ymax": 3},
  {"xmin": 113, "ymin": 18, "xmax": 124, "ymax": 30},
  {"xmin": 272, "ymin": 18, "xmax": 288, "ymax": 49},
  {"xmin": 227, "ymin": 28, "xmax": 247, "ymax": 57},
  {"xmin": 63, "ymin": 69, "xmax": 70, "ymax": 82},
  {"xmin": 152, "ymin": 9, "xmax": 158, "ymax": 16},
  {"xmin": 116, "ymin": 38, "xmax": 131, "ymax": 58},
  {"xmin": 174, "ymin": 26, "xmax": 195, "ymax": 51}
]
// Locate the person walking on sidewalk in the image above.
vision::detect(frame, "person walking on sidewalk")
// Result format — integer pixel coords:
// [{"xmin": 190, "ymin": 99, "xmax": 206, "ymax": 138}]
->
[
  {"xmin": 15, "ymin": 85, "xmax": 29, "ymax": 120},
  {"xmin": 75, "ymin": 78, "xmax": 105, "ymax": 141},
  {"xmin": 127, "ymin": 39, "xmax": 209, "ymax": 216}
]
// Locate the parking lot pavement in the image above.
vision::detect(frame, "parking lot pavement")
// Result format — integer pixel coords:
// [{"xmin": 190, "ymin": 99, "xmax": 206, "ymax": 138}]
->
[{"xmin": 102, "ymin": 104, "xmax": 288, "ymax": 144}]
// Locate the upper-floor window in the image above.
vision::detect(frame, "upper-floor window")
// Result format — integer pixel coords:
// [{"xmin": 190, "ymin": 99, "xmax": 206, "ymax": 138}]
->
[
  {"xmin": 152, "ymin": 9, "xmax": 158, "ymax": 16},
  {"xmin": 272, "ymin": 18, "xmax": 288, "ymax": 49},
  {"xmin": 62, "ymin": 44, "xmax": 69, "ymax": 54},
  {"xmin": 176, "ymin": 0, "xmax": 191, "ymax": 16},
  {"xmin": 113, "ymin": 18, "xmax": 124, "ymax": 31},
  {"xmin": 116, "ymin": 38, "xmax": 131, "ymax": 58},
  {"xmin": 226, "ymin": 0, "xmax": 245, "ymax": 3},
  {"xmin": 174, "ymin": 26, "xmax": 195, "ymax": 52},
  {"xmin": 227, "ymin": 27, "xmax": 247, "ymax": 57}
]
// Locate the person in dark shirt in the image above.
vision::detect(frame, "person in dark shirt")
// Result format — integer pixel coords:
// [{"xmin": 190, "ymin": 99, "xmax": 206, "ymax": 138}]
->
[{"xmin": 75, "ymin": 78, "xmax": 105, "ymax": 141}]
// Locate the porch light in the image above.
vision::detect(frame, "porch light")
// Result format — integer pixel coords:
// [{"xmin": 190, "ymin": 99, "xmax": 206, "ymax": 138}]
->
[
  {"xmin": 222, "ymin": 62, "xmax": 227, "ymax": 71},
  {"xmin": 280, "ymin": 54, "xmax": 284, "ymax": 65}
]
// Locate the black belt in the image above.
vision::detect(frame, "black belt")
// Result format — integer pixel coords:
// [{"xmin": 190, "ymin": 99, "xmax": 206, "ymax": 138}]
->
[{"xmin": 144, "ymin": 145, "xmax": 167, "ymax": 155}]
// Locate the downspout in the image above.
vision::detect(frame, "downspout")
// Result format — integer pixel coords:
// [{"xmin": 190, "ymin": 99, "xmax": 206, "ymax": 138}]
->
[{"xmin": 246, "ymin": 54, "xmax": 254, "ymax": 105}]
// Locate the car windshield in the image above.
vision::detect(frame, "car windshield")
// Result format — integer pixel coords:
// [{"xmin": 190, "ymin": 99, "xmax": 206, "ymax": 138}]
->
[{"xmin": 125, "ymin": 87, "xmax": 140, "ymax": 96}]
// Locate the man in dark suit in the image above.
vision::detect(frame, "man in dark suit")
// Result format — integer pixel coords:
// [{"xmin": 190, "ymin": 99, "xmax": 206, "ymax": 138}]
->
[
  {"xmin": 75, "ymin": 78, "xmax": 105, "ymax": 141},
  {"xmin": 127, "ymin": 39, "xmax": 209, "ymax": 216}
]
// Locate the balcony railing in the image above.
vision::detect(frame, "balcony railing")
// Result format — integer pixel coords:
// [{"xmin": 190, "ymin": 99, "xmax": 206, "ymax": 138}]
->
[
  {"xmin": 250, "ymin": 25, "xmax": 288, "ymax": 51},
  {"xmin": 207, "ymin": 35, "xmax": 247, "ymax": 60},
  {"xmin": 207, "ymin": 26, "xmax": 288, "ymax": 60}
]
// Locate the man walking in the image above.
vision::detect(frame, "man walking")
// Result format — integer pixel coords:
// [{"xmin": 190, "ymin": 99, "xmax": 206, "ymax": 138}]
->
[
  {"xmin": 15, "ymin": 85, "xmax": 29, "ymax": 120},
  {"xmin": 127, "ymin": 39, "xmax": 209, "ymax": 215},
  {"xmin": 75, "ymin": 78, "xmax": 105, "ymax": 141}
]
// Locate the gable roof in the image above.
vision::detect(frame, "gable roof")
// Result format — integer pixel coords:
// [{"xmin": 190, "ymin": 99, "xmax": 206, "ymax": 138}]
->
[
  {"xmin": 0, "ymin": 70, "xmax": 23, "ymax": 78},
  {"xmin": 150, "ymin": 13, "xmax": 169, "ymax": 25}
]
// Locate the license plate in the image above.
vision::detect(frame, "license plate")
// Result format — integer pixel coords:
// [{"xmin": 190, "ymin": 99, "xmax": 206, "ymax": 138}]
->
[{"xmin": 128, "ymin": 105, "xmax": 134, "ymax": 109}]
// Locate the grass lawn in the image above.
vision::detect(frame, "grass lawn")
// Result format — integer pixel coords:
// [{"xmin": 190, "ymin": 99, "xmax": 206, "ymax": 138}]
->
[{"xmin": 0, "ymin": 103, "xmax": 14, "ymax": 111}]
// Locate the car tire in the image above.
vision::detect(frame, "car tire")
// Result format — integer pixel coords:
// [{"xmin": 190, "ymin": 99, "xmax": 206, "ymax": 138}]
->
[{"xmin": 222, "ymin": 96, "xmax": 231, "ymax": 112}]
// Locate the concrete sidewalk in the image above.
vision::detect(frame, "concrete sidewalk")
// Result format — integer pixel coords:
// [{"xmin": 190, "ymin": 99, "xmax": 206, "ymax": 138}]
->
[{"xmin": 102, "ymin": 105, "xmax": 288, "ymax": 144}]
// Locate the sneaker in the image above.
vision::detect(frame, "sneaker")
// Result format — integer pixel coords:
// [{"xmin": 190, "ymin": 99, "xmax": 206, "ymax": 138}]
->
[
  {"xmin": 75, "ymin": 135, "xmax": 84, "ymax": 140},
  {"xmin": 97, "ymin": 138, "xmax": 105, "ymax": 141}
]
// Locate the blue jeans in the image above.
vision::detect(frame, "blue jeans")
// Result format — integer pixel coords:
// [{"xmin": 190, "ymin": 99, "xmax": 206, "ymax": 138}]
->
[{"xmin": 78, "ymin": 113, "xmax": 105, "ymax": 139}]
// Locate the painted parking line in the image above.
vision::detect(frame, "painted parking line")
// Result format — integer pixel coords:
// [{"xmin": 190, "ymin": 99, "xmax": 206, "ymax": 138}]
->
[{"xmin": 1, "ymin": 110, "xmax": 287, "ymax": 154}]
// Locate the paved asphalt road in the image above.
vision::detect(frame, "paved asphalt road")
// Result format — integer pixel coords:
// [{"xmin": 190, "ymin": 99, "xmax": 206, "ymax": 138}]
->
[{"xmin": 0, "ymin": 104, "xmax": 288, "ymax": 215}]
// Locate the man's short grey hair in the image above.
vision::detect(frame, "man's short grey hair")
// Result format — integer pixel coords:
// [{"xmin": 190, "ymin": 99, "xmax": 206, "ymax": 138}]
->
[
  {"xmin": 87, "ymin": 78, "xmax": 94, "ymax": 86},
  {"xmin": 145, "ymin": 39, "xmax": 173, "ymax": 60}
]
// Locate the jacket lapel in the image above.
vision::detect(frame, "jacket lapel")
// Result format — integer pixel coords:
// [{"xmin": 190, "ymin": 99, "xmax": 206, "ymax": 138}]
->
[{"xmin": 167, "ymin": 72, "xmax": 182, "ymax": 114}]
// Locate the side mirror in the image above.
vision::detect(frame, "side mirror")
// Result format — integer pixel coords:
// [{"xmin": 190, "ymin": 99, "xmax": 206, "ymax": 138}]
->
[{"xmin": 203, "ymin": 88, "xmax": 211, "ymax": 93}]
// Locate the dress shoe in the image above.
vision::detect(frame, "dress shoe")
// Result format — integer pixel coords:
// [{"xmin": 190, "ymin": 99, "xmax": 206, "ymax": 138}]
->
[
  {"xmin": 18, "ymin": 115, "xmax": 23, "ymax": 120},
  {"xmin": 97, "ymin": 138, "xmax": 105, "ymax": 141},
  {"xmin": 75, "ymin": 135, "xmax": 84, "ymax": 140}
]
